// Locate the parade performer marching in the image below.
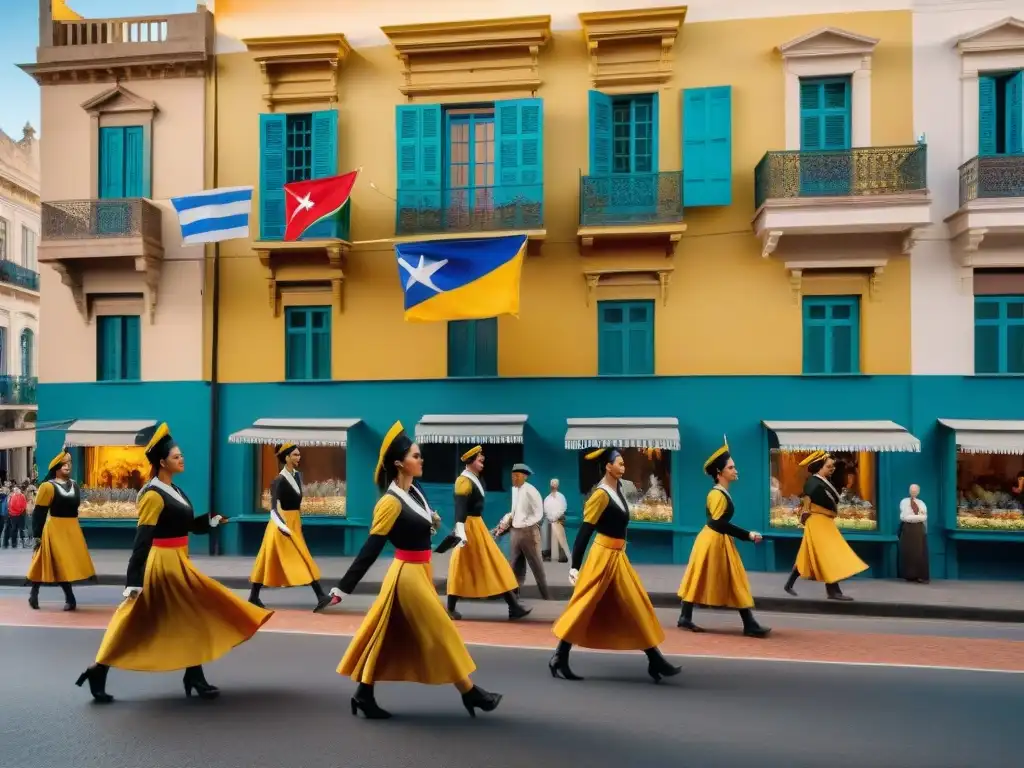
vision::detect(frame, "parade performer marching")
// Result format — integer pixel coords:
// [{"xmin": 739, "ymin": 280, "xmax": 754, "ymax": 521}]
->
[
  {"xmin": 549, "ymin": 447, "xmax": 680, "ymax": 684},
  {"xmin": 248, "ymin": 442, "xmax": 326, "ymax": 611},
  {"xmin": 445, "ymin": 445, "xmax": 530, "ymax": 621},
  {"xmin": 75, "ymin": 423, "xmax": 273, "ymax": 703},
  {"xmin": 782, "ymin": 450, "xmax": 868, "ymax": 600},
  {"xmin": 677, "ymin": 438, "xmax": 770, "ymax": 638},
  {"xmin": 315, "ymin": 422, "xmax": 502, "ymax": 720},
  {"xmin": 27, "ymin": 448, "xmax": 96, "ymax": 612}
]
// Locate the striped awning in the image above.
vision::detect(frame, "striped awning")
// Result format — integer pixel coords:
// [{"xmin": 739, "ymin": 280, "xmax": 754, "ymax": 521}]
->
[
  {"xmin": 62, "ymin": 419, "xmax": 157, "ymax": 447},
  {"xmin": 938, "ymin": 419, "xmax": 1024, "ymax": 455},
  {"xmin": 414, "ymin": 414, "xmax": 528, "ymax": 444},
  {"xmin": 228, "ymin": 418, "xmax": 361, "ymax": 447},
  {"xmin": 564, "ymin": 417, "xmax": 680, "ymax": 451},
  {"xmin": 762, "ymin": 420, "xmax": 920, "ymax": 453}
]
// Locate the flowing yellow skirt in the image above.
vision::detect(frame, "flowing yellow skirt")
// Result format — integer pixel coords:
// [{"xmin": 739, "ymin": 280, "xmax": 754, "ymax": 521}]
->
[
  {"xmin": 27, "ymin": 516, "xmax": 96, "ymax": 584},
  {"xmin": 249, "ymin": 510, "xmax": 322, "ymax": 587},
  {"xmin": 678, "ymin": 527, "xmax": 754, "ymax": 609},
  {"xmin": 96, "ymin": 541, "xmax": 274, "ymax": 672},
  {"xmin": 795, "ymin": 514, "xmax": 869, "ymax": 584},
  {"xmin": 339, "ymin": 557, "xmax": 476, "ymax": 685},
  {"xmin": 553, "ymin": 535, "xmax": 664, "ymax": 651},
  {"xmin": 446, "ymin": 515, "xmax": 518, "ymax": 598}
]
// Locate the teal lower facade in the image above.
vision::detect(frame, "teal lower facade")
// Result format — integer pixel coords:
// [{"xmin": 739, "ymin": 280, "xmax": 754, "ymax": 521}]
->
[{"xmin": 37, "ymin": 375, "xmax": 1024, "ymax": 581}]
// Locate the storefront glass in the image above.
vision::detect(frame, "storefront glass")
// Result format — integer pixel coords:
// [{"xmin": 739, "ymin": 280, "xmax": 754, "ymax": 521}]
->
[
  {"xmin": 257, "ymin": 445, "xmax": 347, "ymax": 516},
  {"xmin": 80, "ymin": 446, "xmax": 148, "ymax": 518},
  {"xmin": 768, "ymin": 449, "xmax": 878, "ymax": 531},
  {"xmin": 955, "ymin": 453, "xmax": 1024, "ymax": 531},
  {"xmin": 577, "ymin": 447, "xmax": 672, "ymax": 523}
]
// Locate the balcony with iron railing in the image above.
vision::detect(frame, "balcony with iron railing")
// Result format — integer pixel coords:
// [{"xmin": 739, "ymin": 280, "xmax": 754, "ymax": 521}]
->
[
  {"xmin": 578, "ymin": 171, "xmax": 684, "ymax": 228},
  {"xmin": 395, "ymin": 184, "xmax": 544, "ymax": 238},
  {"xmin": 42, "ymin": 198, "xmax": 163, "ymax": 246},
  {"xmin": 0, "ymin": 261, "xmax": 40, "ymax": 293},
  {"xmin": 958, "ymin": 154, "xmax": 1024, "ymax": 208},
  {"xmin": 0, "ymin": 376, "xmax": 37, "ymax": 407}
]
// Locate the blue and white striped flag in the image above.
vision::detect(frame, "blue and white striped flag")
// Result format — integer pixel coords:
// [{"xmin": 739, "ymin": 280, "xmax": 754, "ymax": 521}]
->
[{"xmin": 170, "ymin": 186, "xmax": 254, "ymax": 245}]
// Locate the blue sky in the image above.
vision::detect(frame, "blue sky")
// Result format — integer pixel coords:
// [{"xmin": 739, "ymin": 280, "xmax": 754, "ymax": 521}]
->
[{"xmin": 0, "ymin": 1, "xmax": 201, "ymax": 138}]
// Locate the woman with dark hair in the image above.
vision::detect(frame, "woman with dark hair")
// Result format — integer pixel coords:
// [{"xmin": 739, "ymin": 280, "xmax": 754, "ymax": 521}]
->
[
  {"xmin": 26, "ymin": 448, "xmax": 95, "ymax": 611},
  {"xmin": 248, "ymin": 442, "xmax": 325, "ymax": 610},
  {"xmin": 316, "ymin": 421, "xmax": 501, "ymax": 720},
  {"xmin": 549, "ymin": 447, "xmax": 680, "ymax": 683},
  {"xmin": 783, "ymin": 450, "xmax": 867, "ymax": 600},
  {"xmin": 677, "ymin": 438, "xmax": 770, "ymax": 638},
  {"xmin": 75, "ymin": 423, "xmax": 273, "ymax": 703}
]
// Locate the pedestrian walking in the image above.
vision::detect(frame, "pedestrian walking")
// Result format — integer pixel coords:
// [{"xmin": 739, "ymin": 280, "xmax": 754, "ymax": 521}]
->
[{"xmin": 494, "ymin": 464, "xmax": 550, "ymax": 599}]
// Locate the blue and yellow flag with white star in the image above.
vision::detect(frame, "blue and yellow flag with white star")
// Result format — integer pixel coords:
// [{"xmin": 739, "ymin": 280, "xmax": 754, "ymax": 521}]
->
[{"xmin": 394, "ymin": 234, "xmax": 527, "ymax": 322}]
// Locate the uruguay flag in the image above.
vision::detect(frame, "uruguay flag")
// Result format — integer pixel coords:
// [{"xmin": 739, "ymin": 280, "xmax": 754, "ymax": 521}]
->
[
  {"xmin": 395, "ymin": 235, "xmax": 527, "ymax": 322},
  {"xmin": 170, "ymin": 186, "xmax": 254, "ymax": 245}
]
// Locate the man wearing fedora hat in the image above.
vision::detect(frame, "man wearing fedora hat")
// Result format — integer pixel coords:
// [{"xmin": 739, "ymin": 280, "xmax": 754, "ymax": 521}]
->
[{"xmin": 495, "ymin": 463, "xmax": 550, "ymax": 600}]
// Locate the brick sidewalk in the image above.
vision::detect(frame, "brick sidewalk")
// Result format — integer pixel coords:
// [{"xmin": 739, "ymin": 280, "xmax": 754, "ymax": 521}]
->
[{"xmin": 2, "ymin": 548, "xmax": 1022, "ymax": 622}]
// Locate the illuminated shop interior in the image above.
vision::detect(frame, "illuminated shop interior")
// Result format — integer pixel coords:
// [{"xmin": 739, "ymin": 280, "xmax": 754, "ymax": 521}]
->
[
  {"xmin": 257, "ymin": 444, "xmax": 347, "ymax": 516},
  {"xmin": 769, "ymin": 449, "xmax": 877, "ymax": 531}
]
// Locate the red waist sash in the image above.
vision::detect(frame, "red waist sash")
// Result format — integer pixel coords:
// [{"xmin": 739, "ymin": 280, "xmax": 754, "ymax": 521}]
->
[
  {"xmin": 395, "ymin": 548, "xmax": 431, "ymax": 563},
  {"xmin": 152, "ymin": 536, "xmax": 188, "ymax": 549}
]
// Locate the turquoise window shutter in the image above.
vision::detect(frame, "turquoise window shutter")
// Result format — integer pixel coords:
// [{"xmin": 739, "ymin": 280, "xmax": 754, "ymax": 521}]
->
[
  {"xmin": 308, "ymin": 306, "xmax": 332, "ymax": 379},
  {"xmin": 799, "ymin": 78, "xmax": 852, "ymax": 196},
  {"xmin": 494, "ymin": 98, "xmax": 544, "ymax": 218},
  {"xmin": 123, "ymin": 315, "xmax": 141, "ymax": 379},
  {"xmin": 978, "ymin": 75, "xmax": 997, "ymax": 156},
  {"xmin": 303, "ymin": 109, "xmax": 340, "ymax": 239},
  {"xmin": 473, "ymin": 318, "xmax": 498, "ymax": 376},
  {"xmin": 259, "ymin": 113, "xmax": 288, "ymax": 240},
  {"xmin": 99, "ymin": 127, "xmax": 125, "ymax": 199},
  {"xmin": 821, "ymin": 80, "xmax": 851, "ymax": 150},
  {"xmin": 598, "ymin": 300, "xmax": 655, "ymax": 376},
  {"xmin": 802, "ymin": 296, "xmax": 860, "ymax": 374},
  {"xmin": 974, "ymin": 295, "xmax": 1024, "ymax": 373},
  {"xmin": 96, "ymin": 316, "xmax": 125, "ymax": 381},
  {"xmin": 284, "ymin": 306, "xmax": 331, "ymax": 380},
  {"xmin": 799, "ymin": 81, "xmax": 822, "ymax": 151},
  {"xmin": 123, "ymin": 126, "xmax": 145, "ymax": 198},
  {"xmin": 598, "ymin": 303, "xmax": 625, "ymax": 375},
  {"xmin": 395, "ymin": 105, "xmax": 443, "ymax": 221},
  {"xmin": 447, "ymin": 320, "xmax": 472, "ymax": 377},
  {"xmin": 588, "ymin": 90, "xmax": 613, "ymax": 175},
  {"xmin": 1006, "ymin": 72, "xmax": 1023, "ymax": 155},
  {"xmin": 284, "ymin": 307, "xmax": 306, "ymax": 380},
  {"xmin": 682, "ymin": 86, "xmax": 733, "ymax": 207}
]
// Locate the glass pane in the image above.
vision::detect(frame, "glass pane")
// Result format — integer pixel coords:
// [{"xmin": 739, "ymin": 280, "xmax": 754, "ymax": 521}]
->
[
  {"xmin": 807, "ymin": 304, "xmax": 826, "ymax": 320},
  {"xmin": 769, "ymin": 449, "xmax": 877, "ymax": 531},
  {"xmin": 803, "ymin": 325, "xmax": 826, "ymax": 373},
  {"xmin": 288, "ymin": 310, "xmax": 306, "ymax": 330},
  {"xmin": 311, "ymin": 330, "xmax": 330, "ymax": 379},
  {"xmin": 831, "ymin": 324, "xmax": 854, "ymax": 374},
  {"xmin": 975, "ymin": 300, "xmax": 1000, "ymax": 320},
  {"xmin": 258, "ymin": 445, "xmax": 348, "ymax": 517},
  {"xmin": 80, "ymin": 446, "xmax": 149, "ymax": 519},
  {"xmin": 628, "ymin": 305, "xmax": 648, "ymax": 323},
  {"xmin": 1007, "ymin": 325, "xmax": 1024, "ymax": 373},
  {"xmin": 956, "ymin": 452, "xmax": 1024, "ymax": 531},
  {"xmin": 286, "ymin": 331, "xmax": 307, "ymax": 380},
  {"xmin": 608, "ymin": 447, "xmax": 672, "ymax": 523},
  {"xmin": 975, "ymin": 325, "xmax": 1000, "ymax": 373},
  {"xmin": 310, "ymin": 310, "xmax": 325, "ymax": 330},
  {"xmin": 830, "ymin": 303, "xmax": 851, "ymax": 320},
  {"xmin": 1007, "ymin": 301, "xmax": 1024, "ymax": 320},
  {"xmin": 603, "ymin": 306, "xmax": 624, "ymax": 324}
]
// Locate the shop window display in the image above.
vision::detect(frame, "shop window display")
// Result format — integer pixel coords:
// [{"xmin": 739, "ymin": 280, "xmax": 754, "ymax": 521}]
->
[
  {"xmin": 955, "ymin": 453, "xmax": 1024, "ymax": 531},
  {"xmin": 577, "ymin": 447, "xmax": 672, "ymax": 523},
  {"xmin": 769, "ymin": 449, "xmax": 877, "ymax": 531},
  {"xmin": 258, "ymin": 445, "xmax": 347, "ymax": 516},
  {"xmin": 418, "ymin": 443, "xmax": 523, "ymax": 492},
  {"xmin": 80, "ymin": 446, "xmax": 148, "ymax": 518}
]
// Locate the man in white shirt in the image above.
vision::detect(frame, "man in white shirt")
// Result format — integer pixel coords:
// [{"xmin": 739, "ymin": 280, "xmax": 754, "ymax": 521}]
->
[
  {"xmin": 497, "ymin": 463, "xmax": 551, "ymax": 600},
  {"xmin": 543, "ymin": 478, "xmax": 569, "ymax": 564}
]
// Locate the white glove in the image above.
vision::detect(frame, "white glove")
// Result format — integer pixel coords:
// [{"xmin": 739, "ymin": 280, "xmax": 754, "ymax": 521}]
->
[
  {"xmin": 454, "ymin": 522, "xmax": 468, "ymax": 548},
  {"xmin": 271, "ymin": 512, "xmax": 293, "ymax": 537},
  {"xmin": 123, "ymin": 586, "xmax": 142, "ymax": 598},
  {"xmin": 749, "ymin": 531, "xmax": 763, "ymax": 543},
  {"xmin": 210, "ymin": 514, "xmax": 224, "ymax": 528},
  {"xmin": 568, "ymin": 568, "xmax": 579, "ymax": 586}
]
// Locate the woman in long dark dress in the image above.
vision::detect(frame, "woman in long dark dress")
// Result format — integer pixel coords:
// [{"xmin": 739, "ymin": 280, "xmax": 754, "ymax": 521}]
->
[{"xmin": 898, "ymin": 484, "xmax": 930, "ymax": 583}]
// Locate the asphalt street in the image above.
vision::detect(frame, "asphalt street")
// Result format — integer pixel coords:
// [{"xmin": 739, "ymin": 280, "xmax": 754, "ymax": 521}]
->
[{"xmin": 1, "ymin": 623, "xmax": 1019, "ymax": 768}]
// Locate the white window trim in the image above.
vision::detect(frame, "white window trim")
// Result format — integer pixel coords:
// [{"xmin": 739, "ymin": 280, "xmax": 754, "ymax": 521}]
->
[{"xmin": 778, "ymin": 28, "xmax": 878, "ymax": 151}]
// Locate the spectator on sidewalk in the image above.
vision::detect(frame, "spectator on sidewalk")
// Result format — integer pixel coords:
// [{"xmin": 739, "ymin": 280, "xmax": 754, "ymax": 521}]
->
[
  {"xmin": 544, "ymin": 478, "xmax": 569, "ymax": 564},
  {"xmin": 898, "ymin": 484, "xmax": 929, "ymax": 584},
  {"xmin": 0, "ymin": 485, "xmax": 8, "ymax": 548},
  {"xmin": 3, "ymin": 486, "xmax": 28, "ymax": 548}
]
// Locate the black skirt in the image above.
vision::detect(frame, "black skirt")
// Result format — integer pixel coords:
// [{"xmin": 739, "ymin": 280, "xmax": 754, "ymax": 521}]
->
[{"xmin": 898, "ymin": 523, "xmax": 930, "ymax": 582}]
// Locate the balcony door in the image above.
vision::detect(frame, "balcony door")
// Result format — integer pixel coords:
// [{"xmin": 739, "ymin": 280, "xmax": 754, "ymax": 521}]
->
[
  {"xmin": 445, "ymin": 110, "xmax": 495, "ymax": 231},
  {"xmin": 587, "ymin": 91, "xmax": 659, "ymax": 224},
  {"xmin": 98, "ymin": 126, "xmax": 145, "ymax": 235},
  {"xmin": 798, "ymin": 78, "xmax": 852, "ymax": 196}
]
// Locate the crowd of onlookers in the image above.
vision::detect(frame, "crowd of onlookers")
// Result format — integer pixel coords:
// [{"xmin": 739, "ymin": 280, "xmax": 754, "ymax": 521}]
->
[{"xmin": 0, "ymin": 479, "xmax": 38, "ymax": 549}]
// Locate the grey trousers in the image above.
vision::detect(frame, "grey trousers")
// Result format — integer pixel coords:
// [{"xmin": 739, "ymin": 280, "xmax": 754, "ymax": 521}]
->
[{"xmin": 509, "ymin": 526, "xmax": 550, "ymax": 600}]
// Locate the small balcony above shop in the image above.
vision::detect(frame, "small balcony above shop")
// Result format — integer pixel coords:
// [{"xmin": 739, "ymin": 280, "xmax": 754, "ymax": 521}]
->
[
  {"xmin": 577, "ymin": 171, "xmax": 686, "ymax": 253},
  {"xmin": 395, "ymin": 184, "xmax": 545, "ymax": 241},
  {"xmin": 946, "ymin": 155, "xmax": 1024, "ymax": 270},
  {"xmin": 0, "ymin": 376, "xmax": 38, "ymax": 409},
  {"xmin": 0, "ymin": 260, "xmax": 40, "ymax": 294}
]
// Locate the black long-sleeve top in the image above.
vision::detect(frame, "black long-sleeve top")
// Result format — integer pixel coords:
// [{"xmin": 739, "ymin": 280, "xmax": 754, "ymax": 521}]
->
[
  {"xmin": 125, "ymin": 481, "xmax": 215, "ymax": 588},
  {"xmin": 703, "ymin": 486, "xmax": 750, "ymax": 540},
  {"xmin": 31, "ymin": 479, "xmax": 80, "ymax": 539},
  {"xmin": 570, "ymin": 482, "xmax": 631, "ymax": 571},
  {"xmin": 453, "ymin": 471, "xmax": 485, "ymax": 524},
  {"xmin": 270, "ymin": 470, "xmax": 303, "ymax": 513},
  {"xmin": 802, "ymin": 474, "xmax": 840, "ymax": 515}
]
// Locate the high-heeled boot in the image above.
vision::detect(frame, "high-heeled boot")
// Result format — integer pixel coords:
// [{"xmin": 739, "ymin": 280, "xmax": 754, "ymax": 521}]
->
[
  {"xmin": 677, "ymin": 601, "xmax": 704, "ymax": 632},
  {"xmin": 28, "ymin": 583, "xmax": 39, "ymax": 610},
  {"xmin": 502, "ymin": 591, "xmax": 532, "ymax": 620},
  {"xmin": 783, "ymin": 568, "xmax": 800, "ymax": 596},
  {"xmin": 248, "ymin": 583, "xmax": 265, "ymax": 608},
  {"xmin": 183, "ymin": 666, "xmax": 220, "ymax": 699},
  {"xmin": 60, "ymin": 582, "xmax": 76, "ymax": 612},
  {"xmin": 75, "ymin": 663, "xmax": 113, "ymax": 703},
  {"xmin": 310, "ymin": 581, "xmax": 326, "ymax": 611},
  {"xmin": 644, "ymin": 647, "xmax": 682, "ymax": 683},
  {"xmin": 461, "ymin": 685, "xmax": 502, "ymax": 717},
  {"xmin": 826, "ymin": 582, "xmax": 853, "ymax": 601},
  {"xmin": 739, "ymin": 608, "xmax": 771, "ymax": 638},
  {"xmin": 447, "ymin": 594, "xmax": 461, "ymax": 620},
  {"xmin": 351, "ymin": 683, "xmax": 391, "ymax": 719},
  {"xmin": 548, "ymin": 639, "xmax": 583, "ymax": 681}
]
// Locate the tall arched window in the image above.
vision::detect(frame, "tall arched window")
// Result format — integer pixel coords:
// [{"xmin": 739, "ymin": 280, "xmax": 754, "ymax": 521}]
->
[{"xmin": 20, "ymin": 328, "xmax": 33, "ymax": 378}]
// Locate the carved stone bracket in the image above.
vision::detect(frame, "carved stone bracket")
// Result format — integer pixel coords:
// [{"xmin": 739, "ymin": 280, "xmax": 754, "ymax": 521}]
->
[
  {"xmin": 869, "ymin": 266, "xmax": 884, "ymax": 300},
  {"xmin": 901, "ymin": 229, "xmax": 921, "ymax": 255},
  {"xmin": 786, "ymin": 262, "xmax": 885, "ymax": 303},
  {"xmin": 583, "ymin": 266, "xmax": 674, "ymax": 306},
  {"xmin": 256, "ymin": 240, "xmax": 349, "ymax": 317},
  {"xmin": 135, "ymin": 256, "xmax": 163, "ymax": 323},
  {"xmin": 761, "ymin": 230, "xmax": 783, "ymax": 259},
  {"xmin": 52, "ymin": 263, "xmax": 86, "ymax": 319},
  {"xmin": 788, "ymin": 269, "xmax": 802, "ymax": 304}
]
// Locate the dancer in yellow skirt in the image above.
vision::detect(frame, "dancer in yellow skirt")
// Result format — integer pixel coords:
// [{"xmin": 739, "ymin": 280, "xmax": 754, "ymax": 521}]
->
[
  {"xmin": 27, "ymin": 449, "xmax": 96, "ymax": 611},
  {"xmin": 783, "ymin": 450, "xmax": 868, "ymax": 600},
  {"xmin": 444, "ymin": 445, "xmax": 530, "ymax": 621},
  {"xmin": 316, "ymin": 422, "xmax": 502, "ymax": 719},
  {"xmin": 248, "ymin": 442, "xmax": 325, "ymax": 610},
  {"xmin": 550, "ymin": 447, "xmax": 680, "ymax": 684},
  {"xmin": 677, "ymin": 439, "xmax": 770, "ymax": 638},
  {"xmin": 75, "ymin": 423, "xmax": 273, "ymax": 703}
]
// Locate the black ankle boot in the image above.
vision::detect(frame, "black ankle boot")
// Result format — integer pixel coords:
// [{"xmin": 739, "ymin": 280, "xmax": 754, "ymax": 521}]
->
[
  {"xmin": 644, "ymin": 647, "xmax": 682, "ymax": 684},
  {"xmin": 461, "ymin": 685, "xmax": 502, "ymax": 717},
  {"xmin": 739, "ymin": 608, "xmax": 771, "ymax": 638},
  {"xmin": 784, "ymin": 569, "xmax": 799, "ymax": 596},
  {"xmin": 311, "ymin": 580, "xmax": 325, "ymax": 599},
  {"xmin": 548, "ymin": 639, "xmax": 583, "ymax": 681},
  {"xmin": 248, "ymin": 583, "xmax": 265, "ymax": 608},
  {"xmin": 826, "ymin": 583, "xmax": 853, "ymax": 601},
  {"xmin": 447, "ymin": 595, "xmax": 461, "ymax": 620},
  {"xmin": 75, "ymin": 664, "xmax": 113, "ymax": 703},
  {"xmin": 28, "ymin": 583, "xmax": 39, "ymax": 610},
  {"xmin": 503, "ymin": 591, "xmax": 532, "ymax": 620},
  {"xmin": 60, "ymin": 583, "xmax": 76, "ymax": 612},
  {"xmin": 183, "ymin": 666, "xmax": 219, "ymax": 699},
  {"xmin": 351, "ymin": 682, "xmax": 391, "ymax": 719},
  {"xmin": 677, "ymin": 601, "xmax": 704, "ymax": 632}
]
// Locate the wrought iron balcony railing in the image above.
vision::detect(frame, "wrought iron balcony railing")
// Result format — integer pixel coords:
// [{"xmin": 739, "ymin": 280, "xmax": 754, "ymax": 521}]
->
[
  {"xmin": 0, "ymin": 376, "xmax": 37, "ymax": 406},
  {"xmin": 395, "ymin": 184, "xmax": 543, "ymax": 236},
  {"xmin": 578, "ymin": 171, "xmax": 684, "ymax": 227},
  {"xmin": 41, "ymin": 198, "xmax": 162, "ymax": 242},
  {"xmin": 754, "ymin": 144, "xmax": 928, "ymax": 210},
  {"xmin": 0, "ymin": 260, "xmax": 39, "ymax": 292},
  {"xmin": 958, "ymin": 154, "xmax": 1024, "ymax": 208}
]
